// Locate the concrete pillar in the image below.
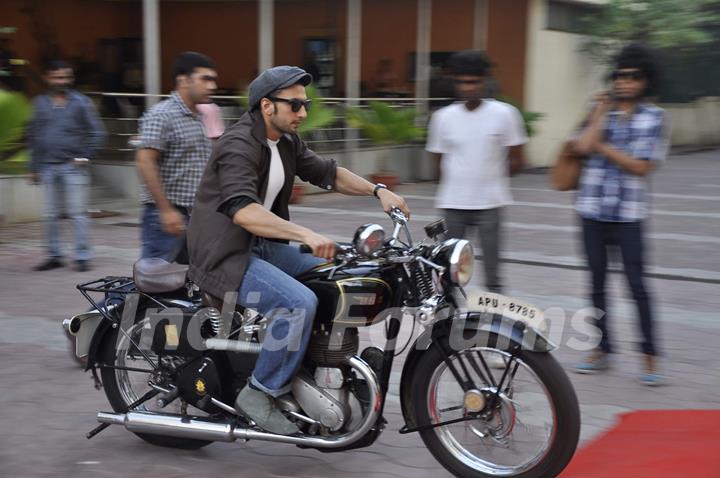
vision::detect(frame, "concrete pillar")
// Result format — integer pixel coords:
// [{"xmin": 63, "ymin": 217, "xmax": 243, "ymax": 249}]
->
[
  {"xmin": 345, "ymin": 0, "xmax": 362, "ymax": 102},
  {"xmin": 414, "ymin": 0, "xmax": 432, "ymax": 118},
  {"xmin": 258, "ymin": 0, "xmax": 274, "ymax": 72},
  {"xmin": 473, "ymin": 0, "xmax": 489, "ymax": 50},
  {"xmin": 143, "ymin": 0, "xmax": 161, "ymax": 110},
  {"xmin": 345, "ymin": 0, "xmax": 362, "ymax": 163}
]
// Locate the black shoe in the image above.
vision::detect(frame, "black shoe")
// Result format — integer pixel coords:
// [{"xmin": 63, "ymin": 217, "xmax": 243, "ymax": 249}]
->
[
  {"xmin": 33, "ymin": 258, "xmax": 64, "ymax": 271},
  {"xmin": 75, "ymin": 260, "xmax": 90, "ymax": 272}
]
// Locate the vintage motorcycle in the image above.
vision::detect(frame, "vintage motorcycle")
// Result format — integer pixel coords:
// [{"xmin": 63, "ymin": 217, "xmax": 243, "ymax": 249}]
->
[{"xmin": 64, "ymin": 209, "xmax": 580, "ymax": 478}]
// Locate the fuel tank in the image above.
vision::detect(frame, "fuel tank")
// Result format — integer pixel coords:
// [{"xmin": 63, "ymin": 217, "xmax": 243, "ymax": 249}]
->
[{"xmin": 299, "ymin": 262, "xmax": 395, "ymax": 327}]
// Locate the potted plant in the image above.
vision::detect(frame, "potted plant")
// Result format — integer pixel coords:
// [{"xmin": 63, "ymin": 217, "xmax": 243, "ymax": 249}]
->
[
  {"xmin": 345, "ymin": 101, "xmax": 424, "ymax": 189},
  {"xmin": 0, "ymin": 90, "xmax": 36, "ymax": 224},
  {"xmin": 0, "ymin": 90, "xmax": 31, "ymax": 173}
]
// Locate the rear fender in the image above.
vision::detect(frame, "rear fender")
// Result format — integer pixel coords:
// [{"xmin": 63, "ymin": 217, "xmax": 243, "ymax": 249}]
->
[
  {"xmin": 84, "ymin": 318, "xmax": 118, "ymax": 371},
  {"xmin": 83, "ymin": 294, "xmax": 143, "ymax": 371},
  {"xmin": 398, "ymin": 312, "xmax": 555, "ymax": 427}
]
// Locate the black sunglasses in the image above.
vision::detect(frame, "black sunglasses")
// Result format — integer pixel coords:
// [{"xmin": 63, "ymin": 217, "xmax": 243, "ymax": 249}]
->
[
  {"xmin": 612, "ymin": 70, "xmax": 646, "ymax": 81},
  {"xmin": 267, "ymin": 96, "xmax": 312, "ymax": 113}
]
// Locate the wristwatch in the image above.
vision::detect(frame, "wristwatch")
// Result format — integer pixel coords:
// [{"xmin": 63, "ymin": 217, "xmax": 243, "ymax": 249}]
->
[{"xmin": 373, "ymin": 183, "xmax": 388, "ymax": 198}]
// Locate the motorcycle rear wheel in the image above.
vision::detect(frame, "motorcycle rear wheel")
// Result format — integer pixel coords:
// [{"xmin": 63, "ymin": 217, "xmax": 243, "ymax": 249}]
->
[
  {"xmin": 409, "ymin": 336, "xmax": 580, "ymax": 478},
  {"xmin": 100, "ymin": 318, "xmax": 213, "ymax": 450}
]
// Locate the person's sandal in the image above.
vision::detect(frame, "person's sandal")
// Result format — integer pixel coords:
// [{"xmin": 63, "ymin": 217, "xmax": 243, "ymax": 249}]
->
[
  {"xmin": 639, "ymin": 354, "xmax": 665, "ymax": 386},
  {"xmin": 638, "ymin": 372, "xmax": 666, "ymax": 387},
  {"xmin": 573, "ymin": 351, "xmax": 611, "ymax": 374}
]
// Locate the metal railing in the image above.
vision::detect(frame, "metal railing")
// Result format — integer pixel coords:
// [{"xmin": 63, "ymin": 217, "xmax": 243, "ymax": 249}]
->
[{"xmin": 87, "ymin": 92, "xmax": 445, "ymax": 160}]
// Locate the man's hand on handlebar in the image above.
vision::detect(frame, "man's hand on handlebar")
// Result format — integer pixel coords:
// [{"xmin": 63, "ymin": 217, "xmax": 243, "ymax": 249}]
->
[
  {"xmin": 377, "ymin": 188, "xmax": 411, "ymax": 219},
  {"xmin": 301, "ymin": 231, "xmax": 337, "ymax": 260}
]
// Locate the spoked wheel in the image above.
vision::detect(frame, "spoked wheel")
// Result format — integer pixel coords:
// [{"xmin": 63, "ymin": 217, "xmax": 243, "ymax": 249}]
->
[
  {"xmin": 100, "ymin": 316, "xmax": 212, "ymax": 449},
  {"xmin": 410, "ymin": 337, "xmax": 580, "ymax": 478}
]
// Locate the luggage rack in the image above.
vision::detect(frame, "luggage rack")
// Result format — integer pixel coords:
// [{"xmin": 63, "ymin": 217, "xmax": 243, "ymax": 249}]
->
[
  {"xmin": 77, "ymin": 276, "xmax": 137, "ymax": 295},
  {"xmin": 76, "ymin": 276, "xmax": 169, "ymax": 324},
  {"xmin": 76, "ymin": 276, "xmax": 164, "ymax": 377}
]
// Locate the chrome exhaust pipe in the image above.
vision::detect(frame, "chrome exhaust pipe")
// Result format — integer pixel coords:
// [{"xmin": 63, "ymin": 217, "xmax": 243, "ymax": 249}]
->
[
  {"xmin": 98, "ymin": 412, "xmax": 236, "ymax": 442},
  {"xmin": 64, "ymin": 304, "xmax": 120, "ymax": 337},
  {"xmin": 62, "ymin": 317, "xmax": 78, "ymax": 336},
  {"xmin": 97, "ymin": 355, "xmax": 382, "ymax": 448}
]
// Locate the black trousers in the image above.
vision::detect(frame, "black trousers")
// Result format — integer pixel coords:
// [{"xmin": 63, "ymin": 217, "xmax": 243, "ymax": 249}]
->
[
  {"xmin": 444, "ymin": 208, "xmax": 502, "ymax": 293},
  {"xmin": 581, "ymin": 218, "xmax": 656, "ymax": 356}
]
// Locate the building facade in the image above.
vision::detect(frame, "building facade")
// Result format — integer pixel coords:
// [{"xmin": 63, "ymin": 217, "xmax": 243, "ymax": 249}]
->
[{"xmin": 2, "ymin": 0, "xmax": 612, "ymax": 166}]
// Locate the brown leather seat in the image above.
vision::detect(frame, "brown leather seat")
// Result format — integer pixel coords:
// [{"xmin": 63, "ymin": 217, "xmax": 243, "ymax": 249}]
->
[{"xmin": 133, "ymin": 258, "xmax": 188, "ymax": 294}]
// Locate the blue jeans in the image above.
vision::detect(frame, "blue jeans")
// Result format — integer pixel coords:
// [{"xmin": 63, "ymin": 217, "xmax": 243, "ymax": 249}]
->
[
  {"xmin": 140, "ymin": 204, "xmax": 189, "ymax": 260},
  {"xmin": 581, "ymin": 218, "xmax": 656, "ymax": 356},
  {"xmin": 41, "ymin": 163, "xmax": 91, "ymax": 261},
  {"xmin": 237, "ymin": 240, "xmax": 325, "ymax": 397}
]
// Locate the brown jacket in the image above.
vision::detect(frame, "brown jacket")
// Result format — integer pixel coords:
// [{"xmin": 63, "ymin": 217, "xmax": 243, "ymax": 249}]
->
[{"xmin": 187, "ymin": 111, "xmax": 337, "ymax": 299}]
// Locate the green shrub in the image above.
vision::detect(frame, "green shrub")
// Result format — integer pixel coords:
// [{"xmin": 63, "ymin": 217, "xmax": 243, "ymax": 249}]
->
[{"xmin": 0, "ymin": 91, "xmax": 31, "ymax": 174}]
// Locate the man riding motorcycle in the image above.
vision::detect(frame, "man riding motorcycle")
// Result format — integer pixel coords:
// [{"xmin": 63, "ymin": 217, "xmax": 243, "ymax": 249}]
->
[{"xmin": 186, "ymin": 66, "xmax": 410, "ymax": 435}]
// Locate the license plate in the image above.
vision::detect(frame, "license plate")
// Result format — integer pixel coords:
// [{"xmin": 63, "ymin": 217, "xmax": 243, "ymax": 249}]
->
[{"xmin": 467, "ymin": 291, "xmax": 546, "ymax": 330}]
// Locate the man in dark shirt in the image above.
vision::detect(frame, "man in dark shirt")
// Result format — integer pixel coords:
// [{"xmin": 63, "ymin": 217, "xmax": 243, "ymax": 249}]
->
[
  {"xmin": 28, "ymin": 60, "xmax": 106, "ymax": 272},
  {"xmin": 187, "ymin": 66, "xmax": 410, "ymax": 435}
]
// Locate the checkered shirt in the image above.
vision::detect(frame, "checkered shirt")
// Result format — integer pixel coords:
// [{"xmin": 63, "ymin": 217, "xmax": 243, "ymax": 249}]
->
[
  {"xmin": 575, "ymin": 103, "xmax": 669, "ymax": 222},
  {"xmin": 138, "ymin": 92, "xmax": 213, "ymax": 208}
]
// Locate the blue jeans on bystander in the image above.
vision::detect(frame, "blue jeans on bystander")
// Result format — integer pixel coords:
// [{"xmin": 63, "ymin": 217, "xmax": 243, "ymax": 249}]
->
[
  {"xmin": 41, "ymin": 163, "xmax": 91, "ymax": 261},
  {"xmin": 140, "ymin": 204, "xmax": 189, "ymax": 260}
]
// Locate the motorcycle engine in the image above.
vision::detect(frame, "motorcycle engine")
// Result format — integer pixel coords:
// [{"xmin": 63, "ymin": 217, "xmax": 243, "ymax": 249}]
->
[
  {"xmin": 288, "ymin": 367, "xmax": 364, "ymax": 433},
  {"xmin": 281, "ymin": 327, "xmax": 365, "ymax": 433},
  {"xmin": 306, "ymin": 327, "xmax": 359, "ymax": 366}
]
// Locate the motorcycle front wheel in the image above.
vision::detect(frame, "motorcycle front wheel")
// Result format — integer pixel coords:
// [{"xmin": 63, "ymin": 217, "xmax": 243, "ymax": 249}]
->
[
  {"xmin": 100, "ymin": 315, "xmax": 213, "ymax": 450},
  {"xmin": 409, "ymin": 336, "xmax": 580, "ymax": 478}
]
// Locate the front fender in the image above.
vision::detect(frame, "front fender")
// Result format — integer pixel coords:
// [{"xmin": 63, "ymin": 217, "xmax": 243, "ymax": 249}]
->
[{"xmin": 398, "ymin": 311, "xmax": 555, "ymax": 427}]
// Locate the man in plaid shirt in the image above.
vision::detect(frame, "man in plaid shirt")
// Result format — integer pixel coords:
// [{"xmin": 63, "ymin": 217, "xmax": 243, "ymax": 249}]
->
[
  {"xmin": 571, "ymin": 44, "xmax": 669, "ymax": 385},
  {"xmin": 135, "ymin": 52, "xmax": 218, "ymax": 260}
]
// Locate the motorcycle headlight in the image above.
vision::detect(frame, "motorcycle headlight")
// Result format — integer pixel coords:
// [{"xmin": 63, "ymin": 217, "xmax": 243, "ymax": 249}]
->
[
  {"xmin": 431, "ymin": 239, "xmax": 475, "ymax": 287},
  {"xmin": 353, "ymin": 223, "xmax": 386, "ymax": 257},
  {"xmin": 449, "ymin": 239, "xmax": 474, "ymax": 287}
]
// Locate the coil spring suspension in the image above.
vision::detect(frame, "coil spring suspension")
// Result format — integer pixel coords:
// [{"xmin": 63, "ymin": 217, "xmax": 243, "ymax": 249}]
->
[
  {"xmin": 413, "ymin": 263, "xmax": 434, "ymax": 300},
  {"xmin": 207, "ymin": 308, "xmax": 224, "ymax": 338}
]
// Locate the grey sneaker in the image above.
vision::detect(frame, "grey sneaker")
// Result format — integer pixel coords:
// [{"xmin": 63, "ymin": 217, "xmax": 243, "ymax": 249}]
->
[
  {"xmin": 573, "ymin": 351, "xmax": 611, "ymax": 374},
  {"xmin": 234, "ymin": 385, "xmax": 299, "ymax": 435}
]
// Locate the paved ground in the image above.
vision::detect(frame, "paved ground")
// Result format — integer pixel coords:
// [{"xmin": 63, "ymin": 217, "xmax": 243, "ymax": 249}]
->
[{"xmin": 1, "ymin": 149, "xmax": 718, "ymax": 477}]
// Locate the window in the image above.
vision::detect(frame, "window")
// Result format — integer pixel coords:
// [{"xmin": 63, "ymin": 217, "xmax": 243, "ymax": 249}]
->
[{"xmin": 547, "ymin": 0, "xmax": 603, "ymax": 34}]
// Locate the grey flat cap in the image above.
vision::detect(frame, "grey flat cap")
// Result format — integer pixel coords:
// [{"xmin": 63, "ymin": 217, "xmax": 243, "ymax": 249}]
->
[{"xmin": 248, "ymin": 66, "xmax": 313, "ymax": 110}]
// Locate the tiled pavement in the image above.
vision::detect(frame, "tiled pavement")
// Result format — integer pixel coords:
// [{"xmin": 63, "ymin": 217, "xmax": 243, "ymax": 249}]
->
[{"xmin": 0, "ymin": 149, "xmax": 718, "ymax": 477}]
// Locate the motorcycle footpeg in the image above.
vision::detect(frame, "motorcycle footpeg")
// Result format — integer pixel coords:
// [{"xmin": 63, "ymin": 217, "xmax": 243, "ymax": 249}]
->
[{"xmin": 156, "ymin": 387, "xmax": 181, "ymax": 408}]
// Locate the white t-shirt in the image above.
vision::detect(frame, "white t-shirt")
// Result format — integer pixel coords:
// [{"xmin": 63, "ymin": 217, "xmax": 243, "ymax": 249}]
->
[
  {"xmin": 426, "ymin": 99, "xmax": 528, "ymax": 210},
  {"xmin": 264, "ymin": 139, "xmax": 285, "ymax": 210}
]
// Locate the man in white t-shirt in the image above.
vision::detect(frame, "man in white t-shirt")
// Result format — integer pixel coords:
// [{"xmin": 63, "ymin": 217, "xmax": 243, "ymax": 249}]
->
[{"xmin": 426, "ymin": 50, "xmax": 527, "ymax": 293}]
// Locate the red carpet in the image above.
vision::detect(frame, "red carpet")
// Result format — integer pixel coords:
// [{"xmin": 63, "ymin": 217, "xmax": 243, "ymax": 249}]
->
[{"xmin": 560, "ymin": 410, "xmax": 720, "ymax": 478}]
